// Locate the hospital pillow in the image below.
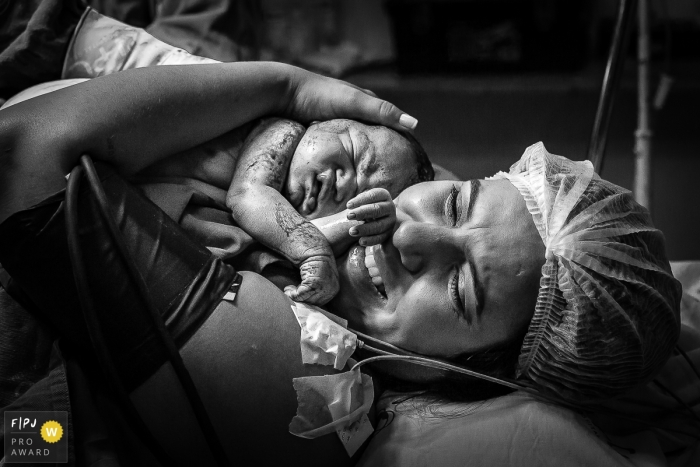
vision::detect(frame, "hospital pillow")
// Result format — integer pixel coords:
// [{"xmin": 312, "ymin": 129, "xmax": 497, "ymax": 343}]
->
[
  {"xmin": 357, "ymin": 391, "xmax": 668, "ymax": 467},
  {"xmin": 62, "ymin": 8, "xmax": 217, "ymax": 80}
]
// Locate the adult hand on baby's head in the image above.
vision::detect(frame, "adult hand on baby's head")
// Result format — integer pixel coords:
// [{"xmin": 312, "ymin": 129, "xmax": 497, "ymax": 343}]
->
[
  {"xmin": 282, "ymin": 66, "xmax": 418, "ymax": 133},
  {"xmin": 347, "ymin": 188, "xmax": 397, "ymax": 246}
]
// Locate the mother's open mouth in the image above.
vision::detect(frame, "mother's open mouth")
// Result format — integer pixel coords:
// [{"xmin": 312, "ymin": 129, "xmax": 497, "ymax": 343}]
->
[{"xmin": 364, "ymin": 245, "xmax": 387, "ymax": 299}]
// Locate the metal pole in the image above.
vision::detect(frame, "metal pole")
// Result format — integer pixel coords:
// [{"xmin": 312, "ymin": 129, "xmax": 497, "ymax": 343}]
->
[
  {"xmin": 587, "ymin": 0, "xmax": 637, "ymax": 174},
  {"xmin": 634, "ymin": 0, "xmax": 652, "ymax": 209}
]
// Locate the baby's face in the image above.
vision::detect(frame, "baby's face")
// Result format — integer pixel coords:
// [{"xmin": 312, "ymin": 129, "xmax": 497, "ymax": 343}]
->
[{"xmin": 285, "ymin": 119, "xmax": 417, "ymax": 219}]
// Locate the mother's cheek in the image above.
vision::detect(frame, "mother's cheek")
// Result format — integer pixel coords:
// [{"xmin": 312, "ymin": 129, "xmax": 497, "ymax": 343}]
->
[{"xmin": 388, "ymin": 295, "xmax": 442, "ymax": 351}]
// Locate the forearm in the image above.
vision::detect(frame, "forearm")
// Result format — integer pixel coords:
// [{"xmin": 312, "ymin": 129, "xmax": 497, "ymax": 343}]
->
[
  {"xmin": 229, "ymin": 187, "xmax": 333, "ymax": 265},
  {"xmin": 18, "ymin": 62, "xmax": 294, "ymax": 175},
  {"xmin": 310, "ymin": 210, "xmax": 361, "ymax": 257},
  {"xmin": 231, "ymin": 118, "xmax": 305, "ymax": 190},
  {"xmin": 227, "ymin": 118, "xmax": 318, "ymax": 262},
  {"xmin": 1, "ymin": 58, "xmax": 415, "ymax": 224}
]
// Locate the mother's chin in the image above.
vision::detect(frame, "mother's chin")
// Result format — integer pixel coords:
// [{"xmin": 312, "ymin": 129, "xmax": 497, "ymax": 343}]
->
[{"xmin": 329, "ymin": 245, "xmax": 458, "ymax": 385}]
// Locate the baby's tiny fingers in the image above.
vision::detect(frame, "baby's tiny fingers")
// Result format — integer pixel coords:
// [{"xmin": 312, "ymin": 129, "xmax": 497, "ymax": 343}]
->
[
  {"xmin": 285, "ymin": 284, "xmax": 314, "ymax": 302},
  {"xmin": 347, "ymin": 188, "xmax": 392, "ymax": 209},
  {"xmin": 350, "ymin": 217, "xmax": 394, "ymax": 237},
  {"xmin": 350, "ymin": 203, "xmax": 383, "ymax": 221},
  {"xmin": 285, "ymin": 286, "xmax": 300, "ymax": 300},
  {"xmin": 358, "ymin": 232, "xmax": 391, "ymax": 246},
  {"xmin": 291, "ymin": 284, "xmax": 334, "ymax": 305},
  {"xmin": 348, "ymin": 201, "xmax": 395, "ymax": 222}
]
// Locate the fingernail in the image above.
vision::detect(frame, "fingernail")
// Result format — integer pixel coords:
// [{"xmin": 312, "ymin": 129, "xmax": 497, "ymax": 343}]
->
[
  {"xmin": 399, "ymin": 114, "xmax": 418, "ymax": 130},
  {"xmin": 347, "ymin": 201, "xmax": 354, "ymax": 209},
  {"xmin": 347, "ymin": 212, "xmax": 356, "ymax": 219},
  {"xmin": 349, "ymin": 227, "xmax": 358, "ymax": 235}
]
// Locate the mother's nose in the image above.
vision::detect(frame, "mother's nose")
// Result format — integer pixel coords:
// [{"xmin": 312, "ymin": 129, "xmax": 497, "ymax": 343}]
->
[{"xmin": 392, "ymin": 218, "xmax": 459, "ymax": 273}]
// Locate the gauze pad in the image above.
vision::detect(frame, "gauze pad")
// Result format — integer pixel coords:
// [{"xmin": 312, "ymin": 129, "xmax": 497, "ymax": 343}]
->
[
  {"xmin": 291, "ymin": 302, "xmax": 357, "ymax": 370},
  {"xmin": 289, "ymin": 369, "xmax": 374, "ymax": 455}
]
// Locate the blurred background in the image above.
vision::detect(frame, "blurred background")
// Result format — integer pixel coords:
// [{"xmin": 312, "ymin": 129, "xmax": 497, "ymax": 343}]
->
[{"xmin": 91, "ymin": 0, "xmax": 700, "ymax": 259}]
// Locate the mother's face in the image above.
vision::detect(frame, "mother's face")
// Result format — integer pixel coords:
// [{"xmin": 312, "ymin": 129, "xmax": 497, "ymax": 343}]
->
[{"xmin": 329, "ymin": 179, "xmax": 545, "ymax": 358}]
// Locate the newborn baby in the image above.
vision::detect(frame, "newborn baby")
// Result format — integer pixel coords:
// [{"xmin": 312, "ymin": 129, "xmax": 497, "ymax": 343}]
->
[
  {"xmin": 226, "ymin": 118, "xmax": 433, "ymax": 305},
  {"xmin": 137, "ymin": 118, "xmax": 431, "ymax": 304}
]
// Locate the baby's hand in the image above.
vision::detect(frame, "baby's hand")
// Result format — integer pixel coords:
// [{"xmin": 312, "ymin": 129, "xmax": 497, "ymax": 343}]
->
[
  {"xmin": 346, "ymin": 188, "xmax": 396, "ymax": 246},
  {"xmin": 284, "ymin": 255, "xmax": 339, "ymax": 305}
]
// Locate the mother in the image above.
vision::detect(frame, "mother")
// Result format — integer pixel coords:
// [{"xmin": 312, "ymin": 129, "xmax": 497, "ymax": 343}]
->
[{"xmin": 0, "ymin": 62, "xmax": 681, "ymax": 466}]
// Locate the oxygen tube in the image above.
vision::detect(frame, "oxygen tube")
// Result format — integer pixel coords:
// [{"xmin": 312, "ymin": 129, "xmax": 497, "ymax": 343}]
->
[{"xmin": 349, "ymin": 329, "xmax": 700, "ymax": 438}]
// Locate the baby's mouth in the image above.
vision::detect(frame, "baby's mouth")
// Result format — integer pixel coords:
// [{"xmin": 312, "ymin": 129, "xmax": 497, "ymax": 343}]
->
[{"xmin": 364, "ymin": 245, "xmax": 387, "ymax": 298}]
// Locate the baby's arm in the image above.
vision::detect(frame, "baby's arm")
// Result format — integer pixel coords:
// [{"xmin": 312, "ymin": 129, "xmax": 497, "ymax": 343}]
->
[
  {"xmin": 226, "ymin": 118, "xmax": 339, "ymax": 305},
  {"xmin": 310, "ymin": 210, "xmax": 361, "ymax": 257}
]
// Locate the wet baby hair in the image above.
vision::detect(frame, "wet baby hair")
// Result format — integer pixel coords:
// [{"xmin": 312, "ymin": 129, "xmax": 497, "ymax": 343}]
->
[{"xmin": 399, "ymin": 131, "xmax": 434, "ymax": 189}]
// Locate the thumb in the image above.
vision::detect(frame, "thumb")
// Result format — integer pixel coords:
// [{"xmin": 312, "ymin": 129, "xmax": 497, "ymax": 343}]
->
[
  {"xmin": 342, "ymin": 81, "xmax": 378, "ymax": 98},
  {"xmin": 350, "ymin": 92, "xmax": 418, "ymax": 133}
]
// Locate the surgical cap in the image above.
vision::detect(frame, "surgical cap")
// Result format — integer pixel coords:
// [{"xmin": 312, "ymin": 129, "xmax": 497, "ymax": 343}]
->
[{"xmin": 493, "ymin": 142, "xmax": 682, "ymax": 403}]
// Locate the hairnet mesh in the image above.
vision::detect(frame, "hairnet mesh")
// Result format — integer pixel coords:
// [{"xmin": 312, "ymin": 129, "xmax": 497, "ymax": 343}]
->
[{"xmin": 493, "ymin": 142, "xmax": 681, "ymax": 402}]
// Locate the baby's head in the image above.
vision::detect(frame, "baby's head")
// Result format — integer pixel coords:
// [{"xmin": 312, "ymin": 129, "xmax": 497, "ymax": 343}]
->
[{"xmin": 285, "ymin": 119, "xmax": 433, "ymax": 219}]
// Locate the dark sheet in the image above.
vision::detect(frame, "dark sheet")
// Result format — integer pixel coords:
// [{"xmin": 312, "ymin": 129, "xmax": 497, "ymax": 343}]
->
[
  {"xmin": 0, "ymin": 0, "xmax": 87, "ymax": 100},
  {"xmin": 136, "ymin": 176, "xmax": 299, "ymax": 289}
]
